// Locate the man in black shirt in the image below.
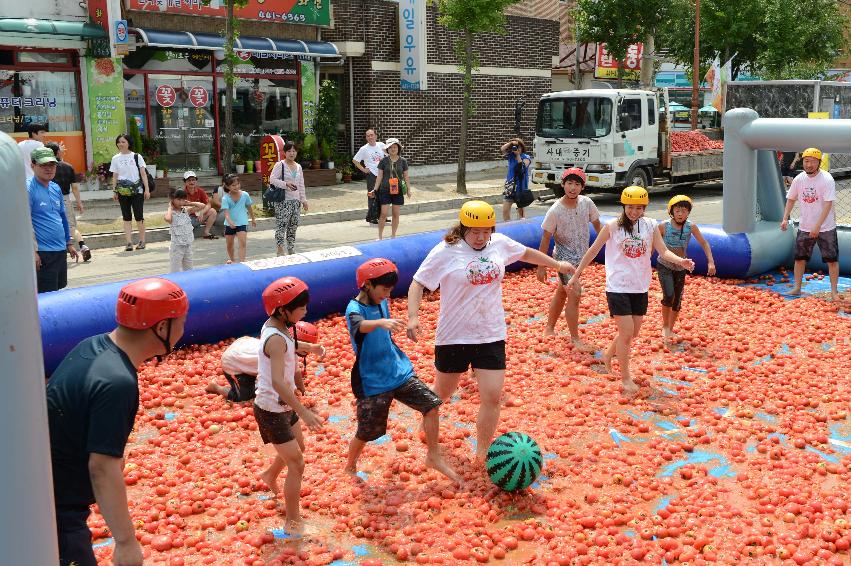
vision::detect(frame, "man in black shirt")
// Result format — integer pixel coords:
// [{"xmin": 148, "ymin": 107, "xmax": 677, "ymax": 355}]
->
[
  {"xmin": 45, "ymin": 142, "xmax": 91, "ymax": 262},
  {"xmin": 47, "ymin": 277, "xmax": 189, "ymax": 566}
]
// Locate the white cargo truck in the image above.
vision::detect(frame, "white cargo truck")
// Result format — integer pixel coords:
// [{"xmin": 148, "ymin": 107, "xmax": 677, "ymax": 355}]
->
[{"xmin": 530, "ymin": 89, "xmax": 723, "ymax": 195}]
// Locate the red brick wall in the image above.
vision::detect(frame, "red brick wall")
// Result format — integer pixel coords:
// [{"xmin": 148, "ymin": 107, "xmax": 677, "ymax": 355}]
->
[{"xmin": 324, "ymin": 0, "xmax": 558, "ymax": 165}]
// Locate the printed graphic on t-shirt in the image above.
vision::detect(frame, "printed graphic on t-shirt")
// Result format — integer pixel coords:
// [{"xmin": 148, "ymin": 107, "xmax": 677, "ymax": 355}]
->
[
  {"xmin": 621, "ymin": 234, "xmax": 648, "ymax": 259},
  {"xmin": 466, "ymin": 256, "xmax": 500, "ymax": 285},
  {"xmin": 801, "ymin": 186, "xmax": 818, "ymax": 204}
]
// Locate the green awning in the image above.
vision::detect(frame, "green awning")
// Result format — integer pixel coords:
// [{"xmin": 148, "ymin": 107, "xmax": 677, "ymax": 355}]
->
[{"xmin": 0, "ymin": 19, "xmax": 107, "ymax": 39}]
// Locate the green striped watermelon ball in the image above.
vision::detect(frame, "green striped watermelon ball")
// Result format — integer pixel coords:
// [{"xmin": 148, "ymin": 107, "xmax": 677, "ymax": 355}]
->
[{"xmin": 486, "ymin": 432, "xmax": 543, "ymax": 491}]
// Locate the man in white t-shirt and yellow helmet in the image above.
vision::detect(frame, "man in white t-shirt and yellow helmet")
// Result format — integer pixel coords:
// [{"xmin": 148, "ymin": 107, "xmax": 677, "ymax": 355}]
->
[{"xmin": 780, "ymin": 147, "xmax": 840, "ymax": 301}]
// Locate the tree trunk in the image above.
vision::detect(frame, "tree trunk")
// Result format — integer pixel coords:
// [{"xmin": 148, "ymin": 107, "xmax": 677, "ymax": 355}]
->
[
  {"xmin": 222, "ymin": 2, "xmax": 235, "ymax": 174},
  {"xmin": 617, "ymin": 63, "xmax": 623, "ymax": 88},
  {"xmin": 640, "ymin": 34, "xmax": 654, "ymax": 90},
  {"xmin": 456, "ymin": 28, "xmax": 472, "ymax": 195}
]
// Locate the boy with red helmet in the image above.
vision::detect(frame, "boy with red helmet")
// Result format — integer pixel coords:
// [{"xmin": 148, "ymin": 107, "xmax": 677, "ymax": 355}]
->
[
  {"xmin": 47, "ymin": 277, "xmax": 188, "ymax": 566},
  {"xmin": 537, "ymin": 167, "xmax": 602, "ymax": 349},
  {"xmin": 344, "ymin": 258, "xmax": 461, "ymax": 485},
  {"xmin": 254, "ymin": 276, "xmax": 324, "ymax": 538}
]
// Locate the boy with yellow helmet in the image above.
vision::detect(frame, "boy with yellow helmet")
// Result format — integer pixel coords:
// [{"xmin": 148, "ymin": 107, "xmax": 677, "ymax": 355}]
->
[
  {"xmin": 657, "ymin": 195, "xmax": 716, "ymax": 341},
  {"xmin": 407, "ymin": 200, "xmax": 574, "ymax": 462},
  {"xmin": 781, "ymin": 147, "xmax": 840, "ymax": 301},
  {"xmin": 568, "ymin": 188, "xmax": 695, "ymax": 395}
]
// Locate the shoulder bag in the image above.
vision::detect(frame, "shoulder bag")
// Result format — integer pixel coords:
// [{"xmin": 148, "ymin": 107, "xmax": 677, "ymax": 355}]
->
[{"xmin": 263, "ymin": 161, "xmax": 286, "ymax": 203}]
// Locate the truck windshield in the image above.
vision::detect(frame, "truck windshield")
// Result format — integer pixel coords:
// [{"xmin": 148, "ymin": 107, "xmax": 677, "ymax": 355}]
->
[{"xmin": 537, "ymin": 97, "xmax": 613, "ymax": 139}]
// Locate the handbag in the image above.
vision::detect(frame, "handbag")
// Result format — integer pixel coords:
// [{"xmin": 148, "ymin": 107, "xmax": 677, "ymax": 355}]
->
[
  {"xmin": 263, "ymin": 161, "xmax": 287, "ymax": 202},
  {"xmin": 389, "ymin": 159, "xmax": 407, "ymax": 195},
  {"xmin": 512, "ymin": 161, "xmax": 534, "ymax": 208},
  {"xmin": 134, "ymin": 153, "xmax": 156, "ymax": 194}
]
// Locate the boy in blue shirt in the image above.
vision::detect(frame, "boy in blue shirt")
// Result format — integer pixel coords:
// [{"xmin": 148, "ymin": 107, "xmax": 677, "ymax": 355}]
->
[
  {"xmin": 221, "ymin": 173, "xmax": 256, "ymax": 263},
  {"xmin": 344, "ymin": 258, "xmax": 460, "ymax": 485}
]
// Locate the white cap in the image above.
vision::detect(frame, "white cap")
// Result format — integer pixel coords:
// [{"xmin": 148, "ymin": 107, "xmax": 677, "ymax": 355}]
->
[
  {"xmin": 183, "ymin": 170, "xmax": 197, "ymax": 180},
  {"xmin": 384, "ymin": 138, "xmax": 402, "ymax": 150}
]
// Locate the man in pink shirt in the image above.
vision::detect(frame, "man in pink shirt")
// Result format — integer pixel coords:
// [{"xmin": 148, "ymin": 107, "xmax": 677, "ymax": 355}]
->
[{"xmin": 780, "ymin": 147, "xmax": 840, "ymax": 301}]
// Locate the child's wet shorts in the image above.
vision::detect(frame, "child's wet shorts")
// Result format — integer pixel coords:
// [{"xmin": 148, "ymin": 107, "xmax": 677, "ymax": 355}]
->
[
  {"xmin": 253, "ymin": 404, "xmax": 299, "ymax": 445},
  {"xmin": 606, "ymin": 292, "xmax": 649, "ymax": 317},
  {"xmin": 225, "ymin": 373, "xmax": 256, "ymax": 402},
  {"xmin": 795, "ymin": 228, "xmax": 839, "ymax": 263},
  {"xmin": 355, "ymin": 377, "xmax": 441, "ymax": 442},
  {"xmin": 434, "ymin": 340, "xmax": 506, "ymax": 374}
]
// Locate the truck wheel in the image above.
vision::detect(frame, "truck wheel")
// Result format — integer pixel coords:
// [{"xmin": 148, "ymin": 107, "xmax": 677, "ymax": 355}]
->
[{"xmin": 628, "ymin": 168, "xmax": 649, "ymax": 188}]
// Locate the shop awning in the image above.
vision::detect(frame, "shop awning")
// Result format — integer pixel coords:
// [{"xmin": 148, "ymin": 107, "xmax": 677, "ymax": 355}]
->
[
  {"xmin": 0, "ymin": 18, "xmax": 107, "ymax": 38},
  {"xmin": 131, "ymin": 28, "xmax": 340, "ymax": 59}
]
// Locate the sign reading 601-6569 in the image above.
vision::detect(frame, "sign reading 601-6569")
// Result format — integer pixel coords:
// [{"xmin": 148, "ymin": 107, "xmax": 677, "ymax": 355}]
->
[{"xmin": 258, "ymin": 11, "xmax": 307, "ymax": 22}]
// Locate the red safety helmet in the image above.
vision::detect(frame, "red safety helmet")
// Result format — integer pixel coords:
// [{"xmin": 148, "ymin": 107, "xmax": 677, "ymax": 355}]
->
[
  {"xmin": 115, "ymin": 278, "xmax": 189, "ymax": 330},
  {"xmin": 262, "ymin": 276, "xmax": 308, "ymax": 316},
  {"xmin": 561, "ymin": 167, "xmax": 587, "ymax": 185},
  {"xmin": 356, "ymin": 258, "xmax": 398, "ymax": 289},
  {"xmin": 295, "ymin": 321, "xmax": 320, "ymax": 344}
]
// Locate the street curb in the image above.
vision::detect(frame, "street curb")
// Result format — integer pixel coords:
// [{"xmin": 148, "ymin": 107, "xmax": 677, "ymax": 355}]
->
[{"xmin": 81, "ymin": 190, "xmax": 549, "ymax": 250}]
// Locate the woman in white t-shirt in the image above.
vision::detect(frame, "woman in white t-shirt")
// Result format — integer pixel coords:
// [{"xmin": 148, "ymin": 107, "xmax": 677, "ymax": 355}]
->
[
  {"xmin": 406, "ymin": 200, "xmax": 574, "ymax": 464},
  {"xmin": 568, "ymin": 187, "xmax": 694, "ymax": 396},
  {"xmin": 109, "ymin": 134, "xmax": 151, "ymax": 251}
]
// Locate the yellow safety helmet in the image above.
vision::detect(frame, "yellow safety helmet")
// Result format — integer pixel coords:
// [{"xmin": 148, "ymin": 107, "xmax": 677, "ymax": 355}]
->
[
  {"xmin": 621, "ymin": 185, "xmax": 649, "ymax": 206},
  {"xmin": 802, "ymin": 147, "xmax": 822, "ymax": 161},
  {"xmin": 459, "ymin": 200, "xmax": 496, "ymax": 228},
  {"xmin": 668, "ymin": 194, "xmax": 693, "ymax": 215}
]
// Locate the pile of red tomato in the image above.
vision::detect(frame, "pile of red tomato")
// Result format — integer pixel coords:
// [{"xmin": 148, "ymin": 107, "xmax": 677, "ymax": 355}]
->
[
  {"xmin": 671, "ymin": 131, "xmax": 725, "ymax": 152},
  {"xmin": 91, "ymin": 266, "xmax": 850, "ymax": 565}
]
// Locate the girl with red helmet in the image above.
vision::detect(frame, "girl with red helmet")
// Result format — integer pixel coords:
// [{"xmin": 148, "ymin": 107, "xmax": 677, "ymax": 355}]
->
[
  {"xmin": 254, "ymin": 276, "xmax": 323, "ymax": 538},
  {"xmin": 344, "ymin": 258, "xmax": 461, "ymax": 485}
]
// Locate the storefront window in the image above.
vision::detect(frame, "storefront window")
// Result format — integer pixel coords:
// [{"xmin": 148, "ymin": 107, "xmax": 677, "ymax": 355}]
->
[
  {"xmin": 148, "ymin": 74, "xmax": 216, "ymax": 172},
  {"xmin": 0, "ymin": 69, "xmax": 81, "ymax": 134},
  {"xmin": 220, "ymin": 77, "xmax": 299, "ymax": 137},
  {"xmin": 124, "ymin": 74, "xmax": 147, "ymax": 136}
]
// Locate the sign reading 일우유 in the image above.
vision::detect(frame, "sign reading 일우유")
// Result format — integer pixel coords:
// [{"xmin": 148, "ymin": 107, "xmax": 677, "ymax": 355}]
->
[{"xmin": 399, "ymin": 0, "xmax": 427, "ymax": 91}]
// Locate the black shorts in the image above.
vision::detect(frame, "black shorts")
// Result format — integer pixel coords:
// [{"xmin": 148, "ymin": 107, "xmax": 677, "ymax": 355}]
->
[
  {"xmin": 224, "ymin": 225, "xmax": 247, "ymax": 236},
  {"xmin": 37, "ymin": 250, "xmax": 68, "ymax": 293},
  {"xmin": 118, "ymin": 192, "xmax": 144, "ymax": 222},
  {"xmin": 56, "ymin": 508, "xmax": 97, "ymax": 566},
  {"xmin": 377, "ymin": 190, "xmax": 404, "ymax": 206},
  {"xmin": 795, "ymin": 228, "xmax": 839, "ymax": 263},
  {"xmin": 225, "ymin": 373, "xmax": 256, "ymax": 402},
  {"xmin": 253, "ymin": 404, "xmax": 299, "ymax": 445},
  {"xmin": 657, "ymin": 264, "xmax": 687, "ymax": 311},
  {"xmin": 355, "ymin": 377, "xmax": 442, "ymax": 441},
  {"xmin": 434, "ymin": 340, "xmax": 506, "ymax": 374},
  {"xmin": 606, "ymin": 292, "xmax": 649, "ymax": 317}
]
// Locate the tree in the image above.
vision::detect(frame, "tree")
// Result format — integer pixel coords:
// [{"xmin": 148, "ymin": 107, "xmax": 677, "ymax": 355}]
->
[
  {"xmin": 657, "ymin": 0, "xmax": 847, "ymax": 80},
  {"xmin": 431, "ymin": 0, "xmax": 522, "ymax": 194},
  {"xmin": 574, "ymin": 0, "xmax": 666, "ymax": 87},
  {"xmin": 205, "ymin": 0, "xmax": 249, "ymax": 173}
]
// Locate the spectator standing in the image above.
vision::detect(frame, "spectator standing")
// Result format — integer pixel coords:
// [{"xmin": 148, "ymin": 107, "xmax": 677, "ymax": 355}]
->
[
  {"xmin": 269, "ymin": 142, "xmax": 308, "ymax": 255},
  {"xmin": 47, "ymin": 277, "xmax": 188, "ymax": 566},
  {"xmin": 18, "ymin": 122, "xmax": 47, "ymax": 180},
  {"xmin": 373, "ymin": 138, "xmax": 412, "ymax": 240},
  {"xmin": 27, "ymin": 147, "xmax": 78, "ymax": 293},
  {"xmin": 499, "ymin": 138, "xmax": 533, "ymax": 222},
  {"xmin": 46, "ymin": 142, "xmax": 91, "ymax": 262},
  {"xmin": 353, "ymin": 129, "xmax": 386, "ymax": 224},
  {"xmin": 780, "ymin": 147, "xmax": 840, "ymax": 301},
  {"xmin": 164, "ymin": 188, "xmax": 205, "ymax": 272},
  {"xmin": 110, "ymin": 134, "xmax": 150, "ymax": 251},
  {"xmin": 182, "ymin": 171, "xmax": 218, "ymax": 239},
  {"xmin": 221, "ymin": 173, "xmax": 257, "ymax": 263}
]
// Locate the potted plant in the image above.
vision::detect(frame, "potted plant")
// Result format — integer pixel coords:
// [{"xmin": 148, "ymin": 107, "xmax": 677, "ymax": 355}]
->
[
  {"xmin": 340, "ymin": 163, "xmax": 353, "ymax": 183},
  {"xmin": 141, "ymin": 136, "xmax": 161, "ymax": 178},
  {"xmin": 301, "ymin": 134, "xmax": 319, "ymax": 169},
  {"xmin": 234, "ymin": 153, "xmax": 246, "ymax": 174},
  {"xmin": 314, "ymin": 79, "xmax": 340, "ymax": 170},
  {"xmin": 154, "ymin": 156, "xmax": 167, "ymax": 179}
]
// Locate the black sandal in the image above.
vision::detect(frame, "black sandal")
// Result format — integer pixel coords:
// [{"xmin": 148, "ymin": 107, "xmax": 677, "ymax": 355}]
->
[{"xmin": 203, "ymin": 234, "xmax": 219, "ymax": 240}]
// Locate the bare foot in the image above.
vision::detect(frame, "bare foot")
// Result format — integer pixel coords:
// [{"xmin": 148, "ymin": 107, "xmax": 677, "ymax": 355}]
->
[
  {"xmin": 788, "ymin": 287, "xmax": 802, "ymax": 296},
  {"xmin": 829, "ymin": 293, "xmax": 840, "ymax": 302},
  {"xmin": 543, "ymin": 327, "xmax": 556, "ymax": 337},
  {"xmin": 571, "ymin": 337, "xmax": 594, "ymax": 352},
  {"xmin": 282, "ymin": 520, "xmax": 306, "ymax": 540},
  {"xmin": 258, "ymin": 469, "xmax": 280, "ymax": 495},
  {"xmin": 205, "ymin": 381, "xmax": 228, "ymax": 396},
  {"xmin": 425, "ymin": 452, "xmax": 463, "ymax": 487},
  {"xmin": 601, "ymin": 353, "xmax": 613, "ymax": 374},
  {"xmin": 474, "ymin": 448, "xmax": 488, "ymax": 469},
  {"xmin": 662, "ymin": 327, "xmax": 675, "ymax": 341},
  {"xmin": 621, "ymin": 379, "xmax": 639, "ymax": 397},
  {"xmin": 343, "ymin": 466, "xmax": 360, "ymax": 479}
]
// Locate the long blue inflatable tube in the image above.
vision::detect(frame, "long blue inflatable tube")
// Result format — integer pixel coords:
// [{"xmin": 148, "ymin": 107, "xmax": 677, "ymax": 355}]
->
[{"xmin": 39, "ymin": 216, "xmax": 752, "ymax": 375}]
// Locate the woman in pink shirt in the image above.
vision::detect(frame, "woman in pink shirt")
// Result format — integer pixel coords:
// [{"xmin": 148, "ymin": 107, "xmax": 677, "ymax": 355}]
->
[{"xmin": 269, "ymin": 142, "xmax": 309, "ymax": 256}]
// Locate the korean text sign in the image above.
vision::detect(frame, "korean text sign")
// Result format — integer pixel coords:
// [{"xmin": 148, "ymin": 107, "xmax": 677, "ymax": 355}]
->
[
  {"xmin": 126, "ymin": 0, "xmax": 331, "ymax": 26},
  {"xmin": 399, "ymin": 0, "xmax": 427, "ymax": 91},
  {"xmin": 594, "ymin": 43, "xmax": 643, "ymax": 80}
]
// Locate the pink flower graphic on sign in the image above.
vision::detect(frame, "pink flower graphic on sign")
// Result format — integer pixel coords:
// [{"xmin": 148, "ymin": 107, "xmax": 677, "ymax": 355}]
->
[{"xmin": 466, "ymin": 257, "xmax": 500, "ymax": 286}]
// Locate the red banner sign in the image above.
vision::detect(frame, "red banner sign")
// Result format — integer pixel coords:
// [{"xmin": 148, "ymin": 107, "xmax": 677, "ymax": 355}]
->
[
  {"xmin": 155, "ymin": 84, "xmax": 176, "ymax": 107},
  {"xmin": 260, "ymin": 135, "xmax": 286, "ymax": 186},
  {"xmin": 594, "ymin": 43, "xmax": 643, "ymax": 80},
  {"xmin": 125, "ymin": 0, "xmax": 331, "ymax": 26},
  {"xmin": 189, "ymin": 86, "xmax": 209, "ymax": 108}
]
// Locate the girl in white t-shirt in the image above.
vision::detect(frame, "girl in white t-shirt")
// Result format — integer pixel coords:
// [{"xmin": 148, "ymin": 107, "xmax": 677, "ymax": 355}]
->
[
  {"xmin": 568, "ymin": 187, "xmax": 694, "ymax": 396},
  {"xmin": 407, "ymin": 200, "xmax": 574, "ymax": 464},
  {"xmin": 254, "ymin": 277, "xmax": 323, "ymax": 539}
]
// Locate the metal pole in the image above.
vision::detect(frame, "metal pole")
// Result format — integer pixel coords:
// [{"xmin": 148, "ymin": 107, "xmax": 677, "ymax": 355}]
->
[
  {"xmin": 0, "ymin": 133, "xmax": 59, "ymax": 564},
  {"xmin": 349, "ymin": 56, "xmax": 356, "ymax": 156},
  {"xmin": 691, "ymin": 0, "xmax": 701, "ymax": 130}
]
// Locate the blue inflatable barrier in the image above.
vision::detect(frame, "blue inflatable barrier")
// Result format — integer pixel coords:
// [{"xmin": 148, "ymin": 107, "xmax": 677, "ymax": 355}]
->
[{"xmin": 39, "ymin": 217, "xmax": 754, "ymax": 375}]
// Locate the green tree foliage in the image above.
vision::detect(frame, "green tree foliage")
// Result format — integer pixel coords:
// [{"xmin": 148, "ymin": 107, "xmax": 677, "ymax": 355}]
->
[
  {"xmin": 431, "ymin": 0, "xmax": 522, "ymax": 194},
  {"xmin": 658, "ymin": 0, "xmax": 848, "ymax": 80},
  {"xmin": 314, "ymin": 79, "xmax": 340, "ymax": 159}
]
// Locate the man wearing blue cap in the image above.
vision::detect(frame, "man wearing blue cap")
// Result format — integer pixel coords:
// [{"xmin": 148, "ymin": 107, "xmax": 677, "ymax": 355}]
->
[{"xmin": 27, "ymin": 147, "xmax": 78, "ymax": 292}]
